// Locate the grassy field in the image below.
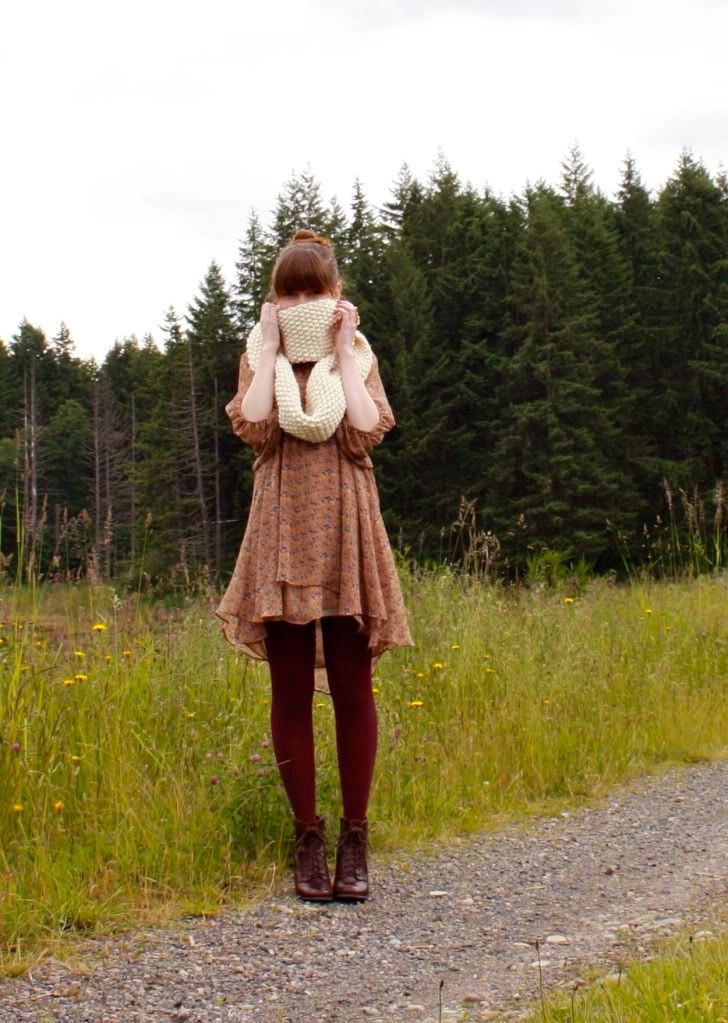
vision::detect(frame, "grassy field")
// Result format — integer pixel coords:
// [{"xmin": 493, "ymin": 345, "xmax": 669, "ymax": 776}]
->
[
  {"xmin": 514, "ymin": 915, "xmax": 728, "ymax": 1023},
  {"xmin": 1, "ymin": 565, "xmax": 727, "ymax": 976}
]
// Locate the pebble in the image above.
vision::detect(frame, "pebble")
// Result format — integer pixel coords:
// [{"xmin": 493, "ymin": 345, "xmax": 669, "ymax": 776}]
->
[{"xmin": 0, "ymin": 761, "xmax": 725, "ymax": 1023}]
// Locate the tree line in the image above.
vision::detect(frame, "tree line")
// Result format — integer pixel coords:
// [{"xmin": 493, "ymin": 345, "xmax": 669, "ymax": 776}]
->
[{"xmin": 1, "ymin": 144, "xmax": 726, "ymax": 586}]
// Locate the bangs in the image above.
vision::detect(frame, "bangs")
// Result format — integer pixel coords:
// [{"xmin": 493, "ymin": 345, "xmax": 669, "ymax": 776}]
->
[{"xmin": 273, "ymin": 246, "xmax": 337, "ymax": 296}]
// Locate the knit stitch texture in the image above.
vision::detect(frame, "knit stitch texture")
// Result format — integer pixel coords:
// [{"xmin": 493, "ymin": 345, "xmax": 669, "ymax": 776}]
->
[{"xmin": 245, "ymin": 297, "xmax": 373, "ymax": 443}]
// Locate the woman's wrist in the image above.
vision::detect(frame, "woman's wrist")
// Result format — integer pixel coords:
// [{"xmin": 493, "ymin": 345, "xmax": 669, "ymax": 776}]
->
[{"xmin": 337, "ymin": 344, "xmax": 356, "ymax": 362}]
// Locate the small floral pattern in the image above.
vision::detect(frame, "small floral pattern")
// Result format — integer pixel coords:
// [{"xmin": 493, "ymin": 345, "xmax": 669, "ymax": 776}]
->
[{"xmin": 215, "ymin": 350, "xmax": 415, "ymax": 670}]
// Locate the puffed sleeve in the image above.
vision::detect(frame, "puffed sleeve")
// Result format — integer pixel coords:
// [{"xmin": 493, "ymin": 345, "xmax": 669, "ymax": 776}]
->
[
  {"xmin": 225, "ymin": 350, "xmax": 281, "ymax": 464},
  {"xmin": 335, "ymin": 353, "xmax": 396, "ymax": 469}
]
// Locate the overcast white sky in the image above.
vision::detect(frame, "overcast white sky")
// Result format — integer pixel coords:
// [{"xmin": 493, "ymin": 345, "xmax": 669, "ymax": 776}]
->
[{"xmin": 1, "ymin": 0, "xmax": 726, "ymax": 362}]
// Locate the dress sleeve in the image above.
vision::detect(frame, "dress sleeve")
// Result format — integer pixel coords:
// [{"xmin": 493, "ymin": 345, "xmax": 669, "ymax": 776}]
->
[
  {"xmin": 224, "ymin": 350, "xmax": 281, "ymax": 457},
  {"xmin": 335, "ymin": 353, "xmax": 396, "ymax": 468}
]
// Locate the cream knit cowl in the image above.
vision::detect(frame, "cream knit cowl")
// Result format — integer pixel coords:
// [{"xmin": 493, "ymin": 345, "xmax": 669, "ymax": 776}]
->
[{"xmin": 244, "ymin": 297, "xmax": 374, "ymax": 443}]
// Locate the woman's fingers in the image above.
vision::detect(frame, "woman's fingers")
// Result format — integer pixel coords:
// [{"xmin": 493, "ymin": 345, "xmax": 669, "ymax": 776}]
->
[
  {"xmin": 335, "ymin": 305, "xmax": 357, "ymax": 323},
  {"xmin": 260, "ymin": 302, "xmax": 281, "ymax": 351}
]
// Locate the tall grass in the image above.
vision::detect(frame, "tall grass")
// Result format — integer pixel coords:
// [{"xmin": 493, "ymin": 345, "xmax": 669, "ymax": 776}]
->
[
  {"xmin": 1, "ymin": 483, "xmax": 727, "ymax": 974},
  {"xmin": 1, "ymin": 565, "xmax": 726, "ymax": 973}
]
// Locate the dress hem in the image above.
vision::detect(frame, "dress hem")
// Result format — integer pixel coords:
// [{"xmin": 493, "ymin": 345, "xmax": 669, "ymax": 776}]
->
[{"xmin": 213, "ymin": 605, "xmax": 414, "ymax": 671}]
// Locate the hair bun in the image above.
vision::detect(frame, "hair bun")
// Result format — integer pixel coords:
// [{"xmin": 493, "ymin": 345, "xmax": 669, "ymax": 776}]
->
[{"xmin": 291, "ymin": 228, "xmax": 331, "ymax": 247}]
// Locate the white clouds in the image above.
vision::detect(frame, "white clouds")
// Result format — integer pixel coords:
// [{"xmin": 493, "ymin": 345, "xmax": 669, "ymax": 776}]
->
[{"xmin": 1, "ymin": 0, "xmax": 725, "ymax": 359}]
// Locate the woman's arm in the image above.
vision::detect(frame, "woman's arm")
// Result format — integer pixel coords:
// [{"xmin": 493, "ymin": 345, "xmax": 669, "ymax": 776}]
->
[
  {"xmin": 225, "ymin": 350, "xmax": 280, "ymax": 456},
  {"xmin": 339, "ymin": 347, "xmax": 380, "ymax": 431},
  {"xmin": 241, "ymin": 303, "xmax": 280, "ymax": 421},
  {"xmin": 241, "ymin": 344, "xmax": 277, "ymax": 421},
  {"xmin": 335, "ymin": 353, "xmax": 396, "ymax": 469}
]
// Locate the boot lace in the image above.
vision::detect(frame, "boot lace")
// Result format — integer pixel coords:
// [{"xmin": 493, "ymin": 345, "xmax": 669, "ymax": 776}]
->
[
  {"xmin": 336, "ymin": 824, "xmax": 368, "ymax": 880},
  {"xmin": 296, "ymin": 829, "xmax": 329, "ymax": 882}
]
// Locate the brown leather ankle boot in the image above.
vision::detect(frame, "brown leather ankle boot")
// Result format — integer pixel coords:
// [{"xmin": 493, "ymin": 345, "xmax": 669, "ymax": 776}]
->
[
  {"xmin": 333, "ymin": 816, "xmax": 369, "ymax": 900},
  {"xmin": 293, "ymin": 815, "xmax": 333, "ymax": 901}
]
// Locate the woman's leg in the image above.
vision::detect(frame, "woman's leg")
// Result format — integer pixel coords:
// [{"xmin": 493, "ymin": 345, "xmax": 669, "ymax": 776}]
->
[
  {"xmin": 320, "ymin": 615, "xmax": 378, "ymax": 821},
  {"xmin": 264, "ymin": 618, "xmax": 317, "ymax": 825}
]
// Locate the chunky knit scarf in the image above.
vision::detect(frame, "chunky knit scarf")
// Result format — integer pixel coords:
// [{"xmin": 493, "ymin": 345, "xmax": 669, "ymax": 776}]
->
[{"xmin": 245, "ymin": 297, "xmax": 374, "ymax": 443}]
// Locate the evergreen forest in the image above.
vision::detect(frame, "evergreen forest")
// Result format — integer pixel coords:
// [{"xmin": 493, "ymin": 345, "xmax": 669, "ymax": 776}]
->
[{"xmin": 1, "ymin": 145, "xmax": 726, "ymax": 588}]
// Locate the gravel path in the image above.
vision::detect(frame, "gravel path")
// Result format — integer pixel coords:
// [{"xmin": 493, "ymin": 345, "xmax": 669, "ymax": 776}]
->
[{"xmin": 2, "ymin": 759, "xmax": 726, "ymax": 1023}]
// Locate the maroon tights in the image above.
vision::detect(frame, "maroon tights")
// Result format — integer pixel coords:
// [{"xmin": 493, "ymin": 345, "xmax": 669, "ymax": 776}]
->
[{"xmin": 264, "ymin": 615, "xmax": 378, "ymax": 825}]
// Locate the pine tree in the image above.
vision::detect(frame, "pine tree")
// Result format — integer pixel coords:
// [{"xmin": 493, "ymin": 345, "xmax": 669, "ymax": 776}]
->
[
  {"xmin": 614, "ymin": 152, "xmax": 668, "ymax": 520},
  {"xmin": 560, "ymin": 152, "xmax": 645, "ymax": 533},
  {"xmin": 10, "ymin": 321, "xmax": 48, "ymax": 575},
  {"xmin": 271, "ymin": 165, "xmax": 328, "ymax": 249},
  {"xmin": 369, "ymin": 237, "xmax": 435, "ymax": 549},
  {"xmin": 234, "ymin": 209, "xmax": 273, "ymax": 336},
  {"xmin": 654, "ymin": 149, "xmax": 728, "ymax": 483},
  {"xmin": 560, "ymin": 141, "xmax": 593, "ymax": 206},
  {"xmin": 377, "ymin": 162, "xmax": 425, "ymax": 243},
  {"xmin": 485, "ymin": 184, "xmax": 634, "ymax": 568},
  {"xmin": 323, "ymin": 193, "xmax": 349, "ymax": 251},
  {"xmin": 135, "ymin": 308, "xmax": 194, "ymax": 576},
  {"xmin": 340, "ymin": 177, "xmax": 387, "ymax": 324},
  {"xmin": 185, "ymin": 262, "xmax": 240, "ymax": 578}
]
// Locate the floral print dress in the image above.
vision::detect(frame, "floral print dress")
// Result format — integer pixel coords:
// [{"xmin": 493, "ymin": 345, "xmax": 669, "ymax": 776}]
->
[{"xmin": 214, "ymin": 349, "xmax": 415, "ymax": 671}]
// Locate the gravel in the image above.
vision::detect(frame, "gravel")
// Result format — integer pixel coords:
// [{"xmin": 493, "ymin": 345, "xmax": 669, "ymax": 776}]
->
[{"xmin": 1, "ymin": 759, "xmax": 726, "ymax": 1023}]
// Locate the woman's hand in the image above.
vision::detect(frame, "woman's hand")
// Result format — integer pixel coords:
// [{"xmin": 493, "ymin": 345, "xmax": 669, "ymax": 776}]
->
[
  {"xmin": 332, "ymin": 299, "xmax": 359, "ymax": 361},
  {"xmin": 260, "ymin": 302, "xmax": 281, "ymax": 354}
]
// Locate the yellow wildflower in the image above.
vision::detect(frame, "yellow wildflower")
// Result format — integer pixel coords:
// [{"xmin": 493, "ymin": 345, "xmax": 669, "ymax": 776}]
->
[
  {"xmin": 122, "ymin": 649, "xmax": 132, "ymax": 657},
  {"xmin": 74, "ymin": 650, "xmax": 85, "ymax": 658},
  {"xmin": 70, "ymin": 755, "xmax": 82, "ymax": 762},
  {"xmin": 645, "ymin": 608, "xmax": 652, "ymax": 615},
  {"xmin": 104, "ymin": 654, "xmax": 113, "ymax": 662},
  {"xmin": 409, "ymin": 699, "xmax": 424, "ymax": 707},
  {"xmin": 63, "ymin": 678, "xmax": 75, "ymax": 686},
  {"xmin": 185, "ymin": 711, "xmax": 195, "ymax": 719},
  {"xmin": 92, "ymin": 623, "xmax": 108, "ymax": 631},
  {"xmin": 563, "ymin": 597, "xmax": 575, "ymax": 604},
  {"xmin": 372, "ymin": 686, "xmax": 380, "ymax": 693},
  {"xmin": 315, "ymin": 701, "xmax": 326, "ymax": 708},
  {"xmin": 484, "ymin": 667, "xmax": 495, "ymax": 673},
  {"xmin": 450, "ymin": 643, "xmax": 460, "ymax": 650},
  {"xmin": 53, "ymin": 800, "xmax": 64, "ymax": 812},
  {"xmin": 74, "ymin": 673, "xmax": 88, "ymax": 681},
  {"xmin": 13, "ymin": 804, "xmax": 23, "ymax": 813},
  {"xmin": 415, "ymin": 671, "xmax": 425, "ymax": 678},
  {"xmin": 432, "ymin": 662, "xmax": 444, "ymax": 670}
]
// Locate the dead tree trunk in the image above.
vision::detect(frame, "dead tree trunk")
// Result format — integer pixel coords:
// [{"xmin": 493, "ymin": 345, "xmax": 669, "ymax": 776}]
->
[
  {"xmin": 93, "ymin": 380, "xmax": 102, "ymax": 573},
  {"xmin": 213, "ymin": 375, "xmax": 221, "ymax": 581},
  {"xmin": 22, "ymin": 358, "xmax": 39, "ymax": 579},
  {"xmin": 186, "ymin": 336, "xmax": 212, "ymax": 575}
]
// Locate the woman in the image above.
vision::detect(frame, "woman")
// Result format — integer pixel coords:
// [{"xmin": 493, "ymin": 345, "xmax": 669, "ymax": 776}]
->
[{"xmin": 215, "ymin": 227, "xmax": 414, "ymax": 902}]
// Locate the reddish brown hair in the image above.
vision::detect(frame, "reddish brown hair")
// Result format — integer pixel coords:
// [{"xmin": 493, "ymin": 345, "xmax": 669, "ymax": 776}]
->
[{"xmin": 266, "ymin": 228, "xmax": 342, "ymax": 300}]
